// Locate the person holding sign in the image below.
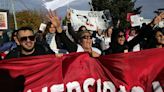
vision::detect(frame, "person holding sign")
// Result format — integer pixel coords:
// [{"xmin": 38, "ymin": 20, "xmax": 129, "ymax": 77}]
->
[{"xmin": 48, "ymin": 10, "xmax": 101, "ymax": 57}]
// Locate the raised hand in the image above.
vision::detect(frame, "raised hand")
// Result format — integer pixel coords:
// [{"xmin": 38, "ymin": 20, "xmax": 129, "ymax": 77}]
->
[
  {"xmin": 159, "ymin": 12, "xmax": 164, "ymax": 19},
  {"xmin": 47, "ymin": 10, "xmax": 62, "ymax": 33},
  {"xmin": 96, "ymin": 26, "xmax": 102, "ymax": 36},
  {"xmin": 153, "ymin": 16, "xmax": 162, "ymax": 25},
  {"xmin": 150, "ymin": 12, "xmax": 163, "ymax": 27},
  {"xmin": 91, "ymin": 51, "xmax": 101, "ymax": 57},
  {"xmin": 66, "ymin": 9, "xmax": 71, "ymax": 22}
]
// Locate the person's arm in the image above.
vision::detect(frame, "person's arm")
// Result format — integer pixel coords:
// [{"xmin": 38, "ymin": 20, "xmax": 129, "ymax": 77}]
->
[
  {"xmin": 4, "ymin": 47, "xmax": 20, "ymax": 59},
  {"xmin": 127, "ymin": 24, "xmax": 153, "ymax": 50},
  {"xmin": 47, "ymin": 10, "xmax": 78, "ymax": 53},
  {"xmin": 0, "ymin": 42, "xmax": 15, "ymax": 53},
  {"xmin": 47, "ymin": 10, "xmax": 62, "ymax": 33},
  {"xmin": 57, "ymin": 32, "xmax": 77, "ymax": 53},
  {"xmin": 96, "ymin": 27, "xmax": 102, "ymax": 37},
  {"xmin": 127, "ymin": 12, "xmax": 164, "ymax": 50},
  {"xmin": 66, "ymin": 10, "xmax": 79, "ymax": 43},
  {"xmin": 67, "ymin": 23, "xmax": 79, "ymax": 43},
  {"xmin": 149, "ymin": 12, "xmax": 164, "ymax": 28}
]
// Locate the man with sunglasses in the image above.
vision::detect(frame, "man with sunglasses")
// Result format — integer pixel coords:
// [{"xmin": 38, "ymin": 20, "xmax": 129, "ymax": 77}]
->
[{"xmin": 5, "ymin": 27, "xmax": 53, "ymax": 59}]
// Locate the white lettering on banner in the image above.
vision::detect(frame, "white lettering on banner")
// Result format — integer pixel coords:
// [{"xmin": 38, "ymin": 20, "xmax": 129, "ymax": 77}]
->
[
  {"xmin": 103, "ymin": 81, "xmax": 116, "ymax": 92},
  {"xmin": 97, "ymin": 79, "xmax": 101, "ymax": 92},
  {"xmin": 131, "ymin": 86, "xmax": 144, "ymax": 92},
  {"xmin": 27, "ymin": 78, "xmax": 161, "ymax": 92},
  {"xmin": 152, "ymin": 81, "xmax": 163, "ymax": 92},
  {"xmin": 27, "ymin": 89, "xmax": 32, "ymax": 92},
  {"xmin": 83, "ymin": 78, "xmax": 95, "ymax": 92},
  {"xmin": 50, "ymin": 84, "xmax": 64, "ymax": 92},
  {"xmin": 119, "ymin": 85, "xmax": 127, "ymax": 92},
  {"xmin": 66, "ymin": 81, "xmax": 81, "ymax": 92},
  {"xmin": 42, "ymin": 87, "xmax": 48, "ymax": 92}
]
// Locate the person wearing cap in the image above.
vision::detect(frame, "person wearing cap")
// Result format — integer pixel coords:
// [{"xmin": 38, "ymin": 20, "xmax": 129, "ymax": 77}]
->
[
  {"xmin": 47, "ymin": 10, "xmax": 101, "ymax": 57},
  {"xmin": 76, "ymin": 30, "xmax": 101, "ymax": 56},
  {"xmin": 59, "ymin": 29, "xmax": 101, "ymax": 57}
]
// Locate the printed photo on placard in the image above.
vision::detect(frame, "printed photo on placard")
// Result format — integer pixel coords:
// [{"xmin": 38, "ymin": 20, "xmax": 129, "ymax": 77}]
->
[{"xmin": 0, "ymin": 10, "xmax": 8, "ymax": 30}]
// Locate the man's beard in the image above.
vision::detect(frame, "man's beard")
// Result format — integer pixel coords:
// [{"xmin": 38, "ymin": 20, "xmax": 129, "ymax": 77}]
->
[{"xmin": 21, "ymin": 46, "xmax": 35, "ymax": 53}]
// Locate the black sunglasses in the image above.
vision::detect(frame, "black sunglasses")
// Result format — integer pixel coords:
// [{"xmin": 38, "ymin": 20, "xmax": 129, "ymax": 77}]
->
[
  {"xmin": 19, "ymin": 36, "xmax": 35, "ymax": 42},
  {"xmin": 81, "ymin": 35, "xmax": 92, "ymax": 39},
  {"xmin": 118, "ymin": 35, "xmax": 125, "ymax": 38}
]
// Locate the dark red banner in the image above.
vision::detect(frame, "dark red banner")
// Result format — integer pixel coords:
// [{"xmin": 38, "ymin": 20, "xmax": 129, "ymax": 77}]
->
[{"xmin": 0, "ymin": 48, "xmax": 164, "ymax": 92}]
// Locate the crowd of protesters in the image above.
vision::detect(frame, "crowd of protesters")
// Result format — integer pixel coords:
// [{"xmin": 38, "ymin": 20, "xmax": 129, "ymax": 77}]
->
[
  {"xmin": 0, "ymin": 9, "xmax": 163, "ymax": 92},
  {"xmin": 0, "ymin": 10, "xmax": 164, "ymax": 60}
]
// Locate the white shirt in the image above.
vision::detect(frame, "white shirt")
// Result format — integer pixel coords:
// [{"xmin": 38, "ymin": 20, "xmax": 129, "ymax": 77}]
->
[
  {"xmin": 76, "ymin": 44, "xmax": 102, "ymax": 55},
  {"xmin": 127, "ymin": 36, "xmax": 140, "ymax": 52}
]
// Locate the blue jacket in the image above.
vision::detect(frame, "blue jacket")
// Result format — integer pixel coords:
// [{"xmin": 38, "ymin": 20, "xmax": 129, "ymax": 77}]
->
[{"xmin": 0, "ymin": 41, "xmax": 17, "ymax": 53}]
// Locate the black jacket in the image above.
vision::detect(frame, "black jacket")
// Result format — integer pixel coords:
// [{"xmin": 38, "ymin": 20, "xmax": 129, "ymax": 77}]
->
[
  {"xmin": 5, "ymin": 44, "xmax": 53, "ymax": 59},
  {"xmin": 104, "ymin": 25, "xmax": 154, "ymax": 54}
]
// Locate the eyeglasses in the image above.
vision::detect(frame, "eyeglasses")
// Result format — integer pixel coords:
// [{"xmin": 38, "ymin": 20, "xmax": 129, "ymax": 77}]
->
[
  {"xmin": 118, "ymin": 35, "xmax": 125, "ymax": 38},
  {"xmin": 19, "ymin": 36, "xmax": 35, "ymax": 42},
  {"xmin": 156, "ymin": 34, "xmax": 164, "ymax": 37},
  {"xmin": 81, "ymin": 36, "xmax": 92, "ymax": 39}
]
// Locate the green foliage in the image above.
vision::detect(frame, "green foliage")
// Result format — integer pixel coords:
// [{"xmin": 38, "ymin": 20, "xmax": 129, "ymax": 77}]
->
[
  {"xmin": 92, "ymin": 0, "xmax": 142, "ymax": 29},
  {"xmin": 62, "ymin": 16, "xmax": 67, "ymax": 26},
  {"xmin": 16, "ymin": 10, "xmax": 44, "ymax": 31},
  {"xmin": 9, "ymin": 13, "xmax": 15, "ymax": 30},
  {"xmin": 9, "ymin": 10, "xmax": 46, "ymax": 31}
]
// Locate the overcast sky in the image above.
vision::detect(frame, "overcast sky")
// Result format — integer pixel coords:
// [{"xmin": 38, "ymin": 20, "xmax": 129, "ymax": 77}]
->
[
  {"xmin": 135, "ymin": 0, "xmax": 164, "ymax": 18},
  {"xmin": 0, "ymin": 0, "xmax": 164, "ymax": 19}
]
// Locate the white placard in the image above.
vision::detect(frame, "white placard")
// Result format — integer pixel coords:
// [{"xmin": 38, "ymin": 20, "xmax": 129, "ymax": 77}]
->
[
  {"xmin": 39, "ymin": 23, "xmax": 47, "ymax": 32},
  {"xmin": 130, "ymin": 15, "xmax": 142, "ymax": 27},
  {"xmin": 43, "ymin": 0, "xmax": 77, "ymax": 10},
  {"xmin": 70, "ymin": 9, "xmax": 108, "ymax": 31}
]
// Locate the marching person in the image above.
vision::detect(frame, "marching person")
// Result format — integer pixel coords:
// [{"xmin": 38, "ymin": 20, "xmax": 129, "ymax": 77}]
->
[
  {"xmin": 104, "ymin": 12, "xmax": 164, "ymax": 54},
  {"xmin": 5, "ymin": 27, "xmax": 53, "ymax": 59},
  {"xmin": 47, "ymin": 10, "xmax": 101, "ymax": 57}
]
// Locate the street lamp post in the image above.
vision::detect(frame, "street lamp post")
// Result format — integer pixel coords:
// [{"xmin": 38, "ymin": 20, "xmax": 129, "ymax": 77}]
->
[{"xmin": 10, "ymin": 0, "xmax": 18, "ymax": 30}]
